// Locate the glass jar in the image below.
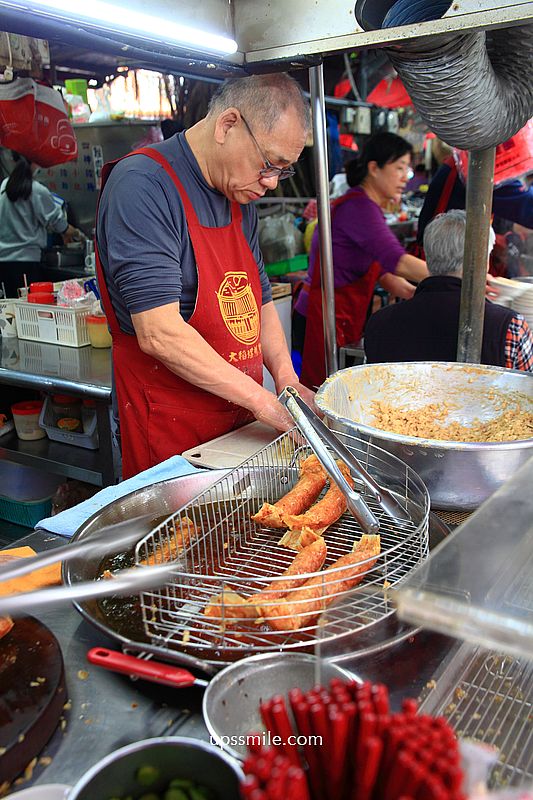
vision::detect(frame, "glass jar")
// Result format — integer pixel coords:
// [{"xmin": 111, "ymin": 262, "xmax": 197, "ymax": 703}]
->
[
  {"xmin": 52, "ymin": 394, "xmax": 82, "ymax": 426},
  {"xmin": 11, "ymin": 400, "xmax": 45, "ymax": 440},
  {"xmin": 81, "ymin": 398, "xmax": 96, "ymax": 433}
]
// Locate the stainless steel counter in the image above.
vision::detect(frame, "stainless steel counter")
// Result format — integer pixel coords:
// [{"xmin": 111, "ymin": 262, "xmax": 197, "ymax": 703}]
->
[
  {"xmin": 0, "ymin": 337, "xmax": 112, "ymax": 399},
  {"xmin": 0, "ymin": 337, "xmax": 118, "ymax": 486},
  {"xmin": 4, "ymin": 528, "xmax": 457, "ymax": 793}
]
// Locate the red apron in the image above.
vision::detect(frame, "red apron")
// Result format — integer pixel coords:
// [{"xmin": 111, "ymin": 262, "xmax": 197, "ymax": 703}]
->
[
  {"xmin": 411, "ymin": 156, "xmax": 458, "ymax": 259},
  {"xmin": 300, "ymin": 189, "xmax": 381, "ymax": 390},
  {"xmin": 95, "ymin": 147, "xmax": 263, "ymax": 479}
]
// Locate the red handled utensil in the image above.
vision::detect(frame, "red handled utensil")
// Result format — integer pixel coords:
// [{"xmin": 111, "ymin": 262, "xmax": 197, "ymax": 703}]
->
[{"xmin": 87, "ymin": 647, "xmax": 209, "ymax": 688}]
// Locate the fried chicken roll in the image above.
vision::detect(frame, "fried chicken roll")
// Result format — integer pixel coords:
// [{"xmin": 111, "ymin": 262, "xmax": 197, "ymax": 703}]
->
[
  {"xmin": 203, "ymin": 538, "xmax": 327, "ymax": 622},
  {"xmin": 284, "ymin": 461, "xmax": 355, "ymax": 534},
  {"xmin": 262, "ymin": 534, "xmax": 381, "ymax": 632},
  {"xmin": 251, "ymin": 455, "xmax": 327, "ymax": 529}
]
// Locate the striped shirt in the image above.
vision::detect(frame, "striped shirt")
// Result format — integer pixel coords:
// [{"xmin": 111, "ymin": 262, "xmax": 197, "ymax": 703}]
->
[{"xmin": 505, "ymin": 315, "xmax": 533, "ymax": 371}]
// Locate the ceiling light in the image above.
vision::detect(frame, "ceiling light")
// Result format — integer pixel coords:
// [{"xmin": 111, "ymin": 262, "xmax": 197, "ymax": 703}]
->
[{"xmin": 22, "ymin": 0, "xmax": 239, "ymax": 54}]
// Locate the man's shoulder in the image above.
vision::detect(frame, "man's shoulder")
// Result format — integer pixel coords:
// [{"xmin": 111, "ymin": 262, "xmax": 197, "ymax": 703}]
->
[{"xmin": 366, "ymin": 298, "xmax": 410, "ymax": 332}]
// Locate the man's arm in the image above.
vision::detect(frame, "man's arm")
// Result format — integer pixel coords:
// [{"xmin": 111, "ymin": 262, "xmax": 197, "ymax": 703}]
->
[{"xmin": 131, "ymin": 302, "xmax": 294, "ymax": 431}]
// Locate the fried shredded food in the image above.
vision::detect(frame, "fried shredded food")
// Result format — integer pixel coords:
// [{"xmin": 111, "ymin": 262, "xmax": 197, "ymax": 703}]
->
[
  {"xmin": 371, "ymin": 401, "xmax": 533, "ymax": 442},
  {"xmin": 139, "ymin": 516, "xmax": 198, "ymax": 565}
]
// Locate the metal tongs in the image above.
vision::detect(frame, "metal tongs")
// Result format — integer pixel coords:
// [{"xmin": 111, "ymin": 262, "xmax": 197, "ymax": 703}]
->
[
  {"xmin": 0, "ymin": 514, "xmax": 177, "ymax": 617},
  {"xmin": 280, "ymin": 386, "xmax": 411, "ymax": 534}
]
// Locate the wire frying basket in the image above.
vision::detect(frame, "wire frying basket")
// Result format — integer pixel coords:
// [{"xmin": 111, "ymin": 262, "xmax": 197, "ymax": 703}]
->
[{"xmin": 136, "ymin": 428, "xmax": 430, "ymax": 668}]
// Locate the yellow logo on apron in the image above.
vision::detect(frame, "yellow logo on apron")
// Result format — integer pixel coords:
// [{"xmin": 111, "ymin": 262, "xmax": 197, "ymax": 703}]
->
[{"xmin": 217, "ymin": 271, "xmax": 260, "ymax": 345}]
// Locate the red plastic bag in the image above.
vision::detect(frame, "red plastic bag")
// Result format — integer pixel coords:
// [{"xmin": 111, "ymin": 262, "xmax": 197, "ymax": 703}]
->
[{"xmin": 0, "ymin": 78, "xmax": 78, "ymax": 167}]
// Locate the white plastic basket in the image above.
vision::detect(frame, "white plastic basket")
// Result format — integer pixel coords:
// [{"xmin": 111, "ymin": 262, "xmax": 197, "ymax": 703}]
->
[
  {"xmin": 39, "ymin": 394, "xmax": 99, "ymax": 449},
  {"xmin": 13, "ymin": 300, "xmax": 91, "ymax": 347}
]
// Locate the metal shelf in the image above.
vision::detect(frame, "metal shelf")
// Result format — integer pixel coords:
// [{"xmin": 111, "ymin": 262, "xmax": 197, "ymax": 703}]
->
[{"xmin": 0, "ymin": 430, "xmax": 106, "ymax": 486}]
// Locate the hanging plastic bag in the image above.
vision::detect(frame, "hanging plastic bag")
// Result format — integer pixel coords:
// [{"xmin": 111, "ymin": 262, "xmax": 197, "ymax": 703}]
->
[
  {"xmin": 0, "ymin": 78, "xmax": 78, "ymax": 167},
  {"xmin": 259, "ymin": 213, "xmax": 304, "ymax": 265}
]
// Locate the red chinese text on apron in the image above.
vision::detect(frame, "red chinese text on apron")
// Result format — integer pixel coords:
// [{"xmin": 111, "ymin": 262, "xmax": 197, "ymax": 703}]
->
[
  {"xmin": 300, "ymin": 188, "xmax": 381, "ymax": 389},
  {"xmin": 95, "ymin": 147, "xmax": 263, "ymax": 478}
]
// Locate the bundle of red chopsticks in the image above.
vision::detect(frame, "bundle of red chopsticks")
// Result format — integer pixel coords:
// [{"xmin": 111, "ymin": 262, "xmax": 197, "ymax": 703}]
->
[{"xmin": 240, "ymin": 678, "xmax": 464, "ymax": 800}]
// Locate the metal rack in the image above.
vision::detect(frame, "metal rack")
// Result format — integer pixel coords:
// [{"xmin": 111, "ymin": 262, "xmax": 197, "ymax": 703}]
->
[
  {"xmin": 421, "ymin": 644, "xmax": 533, "ymax": 788},
  {"xmin": 136, "ymin": 429, "xmax": 429, "ymax": 668}
]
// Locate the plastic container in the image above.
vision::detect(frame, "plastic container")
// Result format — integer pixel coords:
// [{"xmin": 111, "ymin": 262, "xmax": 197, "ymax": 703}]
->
[
  {"xmin": 264, "ymin": 253, "xmax": 308, "ymax": 277},
  {"xmin": 81, "ymin": 398, "xmax": 96, "ymax": 433},
  {"xmin": 65, "ymin": 78, "xmax": 89, "ymax": 103},
  {"xmin": 86, "ymin": 315, "xmax": 112, "ymax": 348},
  {"xmin": 51, "ymin": 394, "xmax": 82, "ymax": 424},
  {"xmin": 11, "ymin": 400, "xmax": 46, "ymax": 440},
  {"xmin": 0, "ymin": 461, "xmax": 62, "ymax": 526},
  {"xmin": 57, "ymin": 417, "xmax": 82, "ymax": 432},
  {"xmin": 40, "ymin": 394, "xmax": 98, "ymax": 449},
  {"xmin": 27, "ymin": 292, "xmax": 56, "ymax": 304},
  {"xmin": 29, "ymin": 282, "xmax": 53, "ymax": 293},
  {"xmin": 13, "ymin": 300, "xmax": 91, "ymax": 347}
]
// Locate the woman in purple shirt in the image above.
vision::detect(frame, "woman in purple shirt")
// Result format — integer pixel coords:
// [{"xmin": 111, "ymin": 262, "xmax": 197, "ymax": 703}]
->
[{"xmin": 299, "ymin": 132, "xmax": 428, "ymax": 389}]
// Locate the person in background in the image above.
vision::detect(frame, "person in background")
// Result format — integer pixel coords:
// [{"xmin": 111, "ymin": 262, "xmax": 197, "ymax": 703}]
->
[
  {"xmin": 96, "ymin": 73, "xmax": 315, "ymax": 479},
  {"xmin": 0, "ymin": 152, "xmax": 82, "ymax": 296},
  {"xmin": 364, "ymin": 210, "xmax": 533, "ymax": 371},
  {"xmin": 298, "ymin": 132, "xmax": 428, "ymax": 390},
  {"xmin": 417, "ymin": 157, "xmax": 533, "ymax": 245}
]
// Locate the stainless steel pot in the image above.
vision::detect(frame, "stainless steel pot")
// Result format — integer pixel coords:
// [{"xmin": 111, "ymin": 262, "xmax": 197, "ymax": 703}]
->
[
  {"xmin": 68, "ymin": 736, "xmax": 243, "ymax": 800},
  {"xmin": 315, "ymin": 362, "xmax": 533, "ymax": 510},
  {"xmin": 203, "ymin": 652, "xmax": 355, "ymax": 760}
]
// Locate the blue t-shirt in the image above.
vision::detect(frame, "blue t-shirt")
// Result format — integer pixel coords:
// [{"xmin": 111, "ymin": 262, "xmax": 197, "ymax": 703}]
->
[{"xmin": 96, "ymin": 132, "xmax": 272, "ymax": 334}]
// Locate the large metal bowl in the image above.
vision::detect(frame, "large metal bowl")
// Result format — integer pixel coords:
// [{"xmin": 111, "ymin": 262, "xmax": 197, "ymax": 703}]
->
[{"xmin": 315, "ymin": 362, "xmax": 533, "ymax": 510}]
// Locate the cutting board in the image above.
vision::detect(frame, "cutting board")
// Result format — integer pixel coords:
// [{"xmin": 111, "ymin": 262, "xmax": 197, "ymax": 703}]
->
[
  {"xmin": 0, "ymin": 616, "xmax": 66, "ymax": 786},
  {"xmin": 182, "ymin": 421, "xmax": 278, "ymax": 468}
]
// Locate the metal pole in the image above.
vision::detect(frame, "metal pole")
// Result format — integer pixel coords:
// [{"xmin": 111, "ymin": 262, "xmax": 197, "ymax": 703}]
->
[
  {"xmin": 309, "ymin": 63, "xmax": 338, "ymax": 378},
  {"xmin": 457, "ymin": 147, "xmax": 496, "ymax": 364}
]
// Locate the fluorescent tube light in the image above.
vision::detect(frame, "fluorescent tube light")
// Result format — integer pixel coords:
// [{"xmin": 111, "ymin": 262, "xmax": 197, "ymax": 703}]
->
[{"xmin": 24, "ymin": 0, "xmax": 239, "ymax": 54}]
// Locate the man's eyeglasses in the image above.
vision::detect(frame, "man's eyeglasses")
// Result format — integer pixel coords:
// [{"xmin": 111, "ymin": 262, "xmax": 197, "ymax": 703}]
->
[{"xmin": 240, "ymin": 114, "xmax": 296, "ymax": 181}]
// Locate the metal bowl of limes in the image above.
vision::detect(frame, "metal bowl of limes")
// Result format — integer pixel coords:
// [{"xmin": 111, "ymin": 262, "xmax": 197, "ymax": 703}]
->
[{"xmin": 69, "ymin": 736, "xmax": 243, "ymax": 800}]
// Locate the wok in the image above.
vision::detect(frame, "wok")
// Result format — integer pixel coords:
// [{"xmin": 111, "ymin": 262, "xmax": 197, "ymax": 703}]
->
[
  {"xmin": 315, "ymin": 361, "xmax": 533, "ymax": 510},
  {"xmin": 63, "ymin": 470, "xmax": 231, "ymax": 675},
  {"xmin": 64, "ymin": 470, "xmax": 449, "ymax": 674}
]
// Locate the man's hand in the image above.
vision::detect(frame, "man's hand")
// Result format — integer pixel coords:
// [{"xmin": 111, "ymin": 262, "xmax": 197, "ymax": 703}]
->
[
  {"xmin": 274, "ymin": 378, "xmax": 320, "ymax": 415},
  {"xmin": 252, "ymin": 393, "xmax": 295, "ymax": 432}
]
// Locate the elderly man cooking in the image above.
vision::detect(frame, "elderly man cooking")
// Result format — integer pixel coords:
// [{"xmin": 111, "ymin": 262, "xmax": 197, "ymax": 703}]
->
[
  {"xmin": 364, "ymin": 209, "xmax": 533, "ymax": 370},
  {"xmin": 96, "ymin": 73, "xmax": 314, "ymax": 478}
]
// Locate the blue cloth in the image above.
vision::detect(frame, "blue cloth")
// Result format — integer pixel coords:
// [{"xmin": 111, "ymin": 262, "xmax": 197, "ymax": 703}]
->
[
  {"xmin": 96, "ymin": 132, "xmax": 272, "ymax": 335},
  {"xmin": 35, "ymin": 455, "xmax": 201, "ymax": 539}
]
